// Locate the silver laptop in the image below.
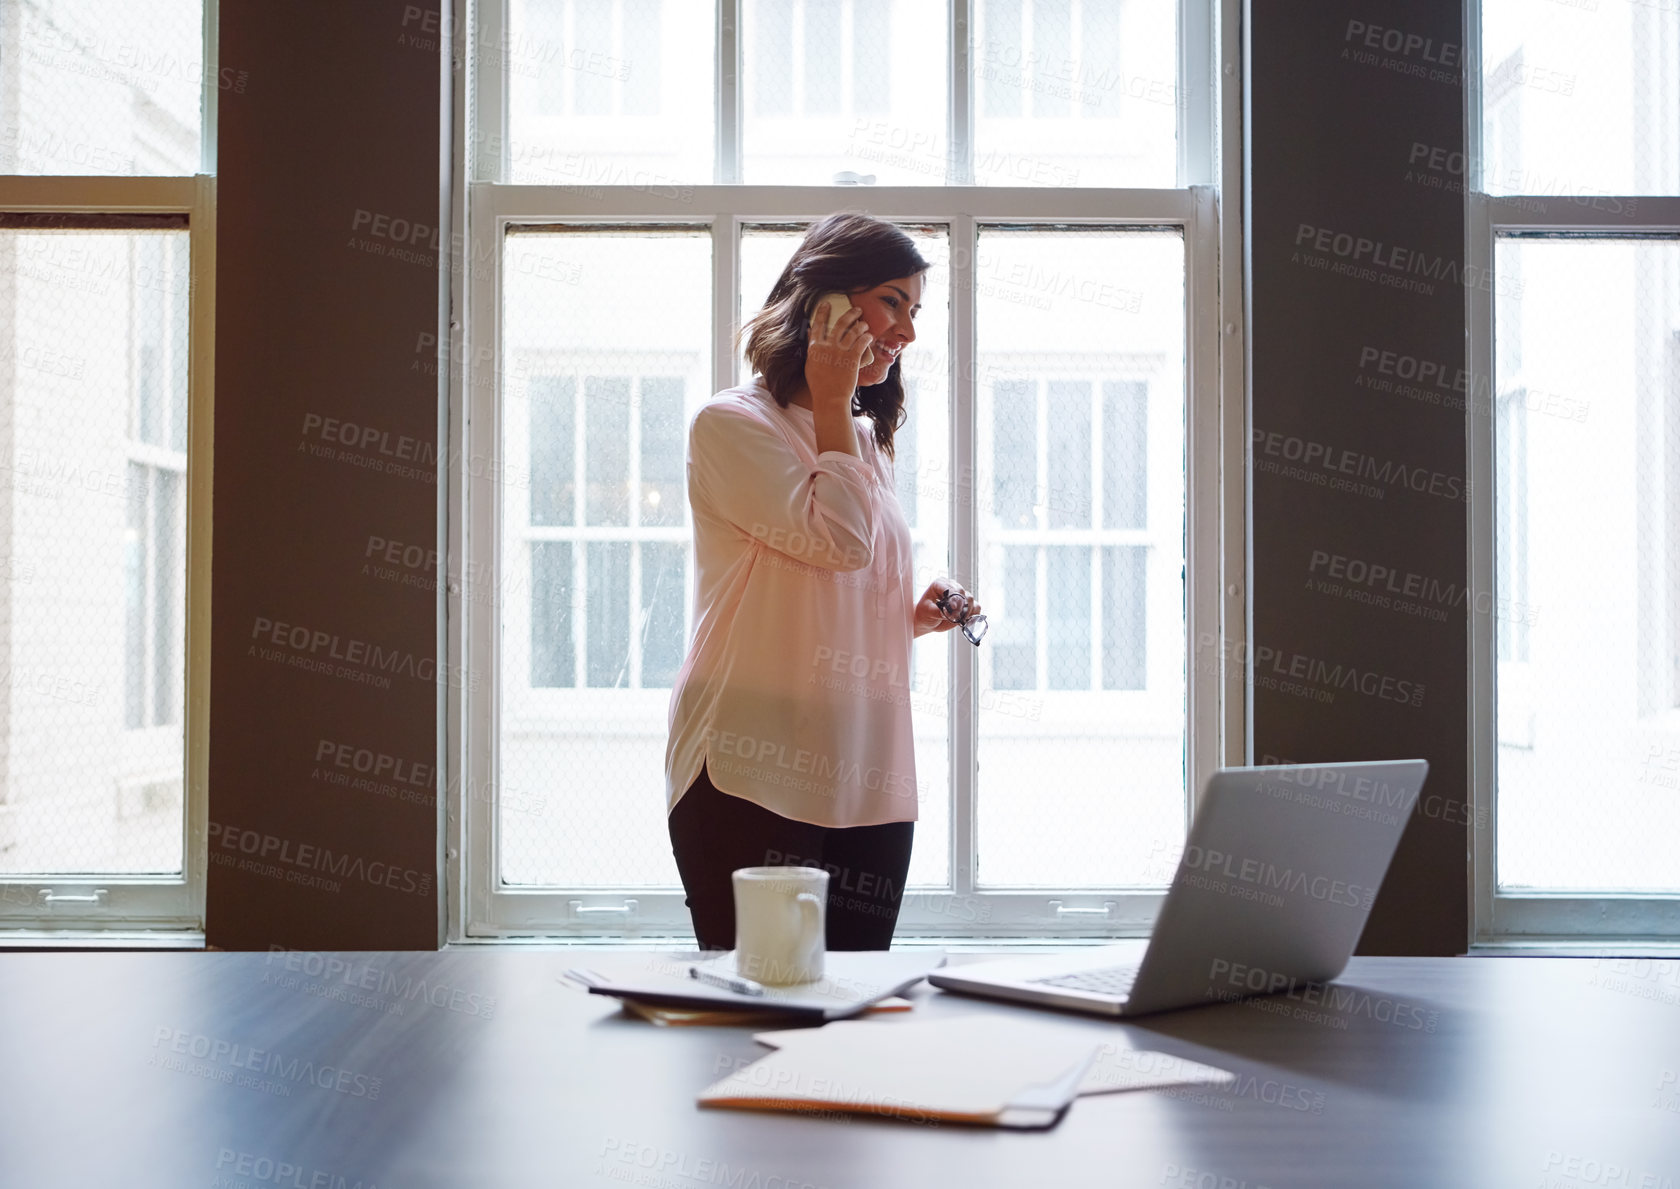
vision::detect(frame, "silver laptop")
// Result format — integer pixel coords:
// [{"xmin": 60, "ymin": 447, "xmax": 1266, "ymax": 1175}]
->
[{"xmin": 928, "ymin": 760, "xmax": 1429, "ymax": 1017}]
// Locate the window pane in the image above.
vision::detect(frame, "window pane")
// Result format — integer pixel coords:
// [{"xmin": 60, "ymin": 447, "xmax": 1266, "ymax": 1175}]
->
[
  {"xmin": 1482, "ymin": 2, "xmax": 1680, "ymax": 196},
  {"xmin": 803, "ymin": 1, "xmax": 840, "ymax": 117},
  {"xmin": 992, "ymin": 545, "xmax": 1038, "ymax": 690},
  {"xmin": 981, "ymin": 0, "xmax": 1024, "ymax": 118},
  {"xmin": 638, "ymin": 376, "xmax": 683, "ymax": 527},
  {"xmin": 1495, "ymin": 392, "xmax": 1529, "ymax": 665},
  {"xmin": 1103, "ymin": 379, "xmax": 1147, "ymax": 529},
  {"xmin": 852, "ymin": 0, "xmax": 890, "ymax": 116},
  {"xmin": 526, "ymin": 1, "xmax": 568, "ymax": 114},
  {"xmin": 742, "ymin": 0, "xmax": 947, "ymax": 184},
  {"xmin": 503, "ymin": 0, "xmax": 711, "ymax": 184},
  {"xmin": 639, "ymin": 541, "xmax": 684, "ymax": 688},
  {"xmin": 753, "ymin": 0, "xmax": 793, "ymax": 116},
  {"xmin": 1103, "ymin": 544, "xmax": 1146, "ymax": 689},
  {"xmin": 1493, "ymin": 236, "xmax": 1680, "ymax": 893},
  {"xmin": 975, "ymin": 227, "xmax": 1186, "ymax": 887},
  {"xmin": 529, "ymin": 375, "xmax": 575, "ymax": 525},
  {"xmin": 0, "ymin": 228, "xmax": 189, "ymax": 875},
  {"xmin": 529, "ymin": 541, "xmax": 574, "ymax": 687},
  {"xmin": 586, "ymin": 541, "xmax": 629, "ymax": 686},
  {"xmin": 1031, "ymin": 0, "xmax": 1073, "ymax": 120},
  {"xmin": 151, "ymin": 469, "xmax": 180, "ymax": 726},
  {"xmin": 585, "ymin": 375, "xmax": 630, "ymax": 525},
  {"xmin": 738, "ymin": 222, "xmax": 955, "ymax": 887},
  {"xmin": 973, "ymin": 0, "xmax": 1178, "ymax": 187},
  {"xmin": 992, "ymin": 379, "xmax": 1036, "ymax": 528},
  {"xmin": 499, "ymin": 228, "xmax": 711, "ymax": 886},
  {"xmin": 1047, "ymin": 544, "xmax": 1090, "ymax": 688},
  {"xmin": 622, "ymin": 0, "xmax": 662, "ymax": 116},
  {"xmin": 895, "ymin": 374, "xmax": 919, "ymax": 528},
  {"xmin": 0, "ymin": 0, "xmax": 204, "ymax": 176},
  {"xmin": 1047, "ymin": 379, "xmax": 1090, "ymax": 528},
  {"xmin": 166, "ymin": 246, "xmax": 189, "ymax": 452},
  {"xmin": 136, "ymin": 238, "xmax": 166, "ymax": 446},
  {"xmin": 573, "ymin": 0, "xmax": 614, "ymax": 116},
  {"xmin": 124, "ymin": 464, "xmax": 147, "ymax": 730}
]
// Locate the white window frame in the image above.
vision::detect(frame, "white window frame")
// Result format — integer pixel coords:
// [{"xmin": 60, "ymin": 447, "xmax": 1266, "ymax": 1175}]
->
[
  {"xmin": 1465, "ymin": 1, "xmax": 1680, "ymax": 948},
  {"xmin": 447, "ymin": 0, "xmax": 1247, "ymax": 940},
  {"xmin": 0, "ymin": 4, "xmax": 217, "ymax": 941}
]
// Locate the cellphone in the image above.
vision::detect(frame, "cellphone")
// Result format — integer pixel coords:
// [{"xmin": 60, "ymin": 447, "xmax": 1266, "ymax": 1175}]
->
[{"xmin": 816, "ymin": 291, "xmax": 874, "ymax": 366}]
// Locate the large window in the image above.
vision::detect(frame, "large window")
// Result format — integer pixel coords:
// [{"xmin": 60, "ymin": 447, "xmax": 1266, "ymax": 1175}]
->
[
  {"xmin": 1471, "ymin": 0, "xmax": 1680, "ymax": 941},
  {"xmin": 0, "ymin": 1, "xmax": 212, "ymax": 931},
  {"xmin": 457, "ymin": 0, "xmax": 1238, "ymax": 937}
]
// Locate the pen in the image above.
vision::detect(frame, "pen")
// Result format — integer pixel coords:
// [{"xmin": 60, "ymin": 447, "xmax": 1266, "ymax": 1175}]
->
[{"xmin": 690, "ymin": 964, "xmax": 767, "ymax": 997}]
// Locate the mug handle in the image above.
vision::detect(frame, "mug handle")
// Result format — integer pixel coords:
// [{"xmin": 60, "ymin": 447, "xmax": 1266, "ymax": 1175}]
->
[{"xmin": 795, "ymin": 891, "xmax": 822, "ymax": 939}]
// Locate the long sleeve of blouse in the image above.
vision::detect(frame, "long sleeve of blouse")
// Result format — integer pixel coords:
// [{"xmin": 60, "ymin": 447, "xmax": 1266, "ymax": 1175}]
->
[{"xmin": 664, "ymin": 377, "xmax": 920, "ymax": 828}]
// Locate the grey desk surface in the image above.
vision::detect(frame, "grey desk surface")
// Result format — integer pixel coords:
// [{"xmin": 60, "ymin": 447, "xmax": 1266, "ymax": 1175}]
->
[{"xmin": 1, "ymin": 948, "xmax": 1677, "ymax": 1189}]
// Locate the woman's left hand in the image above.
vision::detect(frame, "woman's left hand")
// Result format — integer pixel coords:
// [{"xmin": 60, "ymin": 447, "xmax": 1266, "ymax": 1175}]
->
[{"xmin": 914, "ymin": 581, "xmax": 982, "ymax": 639}]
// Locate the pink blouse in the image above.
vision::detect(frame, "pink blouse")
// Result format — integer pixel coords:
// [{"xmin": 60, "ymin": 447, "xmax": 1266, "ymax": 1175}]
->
[{"xmin": 664, "ymin": 374, "xmax": 920, "ymax": 828}]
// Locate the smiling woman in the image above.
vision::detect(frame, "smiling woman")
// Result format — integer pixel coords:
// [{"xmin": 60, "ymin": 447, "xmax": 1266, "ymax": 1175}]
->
[{"xmin": 663, "ymin": 212, "xmax": 977, "ymax": 952}]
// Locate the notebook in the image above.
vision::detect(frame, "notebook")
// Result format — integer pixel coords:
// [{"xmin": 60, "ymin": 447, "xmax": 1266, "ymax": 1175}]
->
[
  {"xmin": 698, "ymin": 1014, "xmax": 1099, "ymax": 1129},
  {"xmin": 564, "ymin": 949, "xmax": 946, "ymax": 1023},
  {"xmin": 621, "ymin": 996, "xmax": 913, "ymax": 1028}
]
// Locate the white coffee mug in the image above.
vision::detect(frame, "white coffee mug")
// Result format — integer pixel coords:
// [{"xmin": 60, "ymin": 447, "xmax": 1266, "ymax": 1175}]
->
[{"xmin": 732, "ymin": 865, "xmax": 828, "ymax": 986}]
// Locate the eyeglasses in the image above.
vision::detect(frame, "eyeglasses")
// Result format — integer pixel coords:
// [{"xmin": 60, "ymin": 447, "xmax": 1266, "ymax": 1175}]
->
[{"xmin": 934, "ymin": 589, "xmax": 988, "ymax": 646}]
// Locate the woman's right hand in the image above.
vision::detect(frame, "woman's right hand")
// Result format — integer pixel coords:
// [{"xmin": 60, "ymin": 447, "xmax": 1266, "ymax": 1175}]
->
[{"xmin": 805, "ymin": 299, "xmax": 874, "ymax": 412}]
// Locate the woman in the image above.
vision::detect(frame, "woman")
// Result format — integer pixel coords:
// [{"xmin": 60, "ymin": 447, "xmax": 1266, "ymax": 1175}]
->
[{"xmin": 664, "ymin": 211, "xmax": 980, "ymax": 952}]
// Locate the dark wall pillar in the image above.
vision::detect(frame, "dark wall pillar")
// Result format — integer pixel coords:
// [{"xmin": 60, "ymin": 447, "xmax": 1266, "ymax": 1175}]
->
[
  {"xmin": 208, "ymin": 1, "xmax": 445, "ymax": 949},
  {"xmin": 1248, "ymin": 1, "xmax": 1469, "ymax": 953}
]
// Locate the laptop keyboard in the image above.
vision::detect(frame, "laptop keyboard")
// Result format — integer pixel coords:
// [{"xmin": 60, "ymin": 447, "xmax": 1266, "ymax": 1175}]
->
[{"xmin": 1032, "ymin": 964, "xmax": 1138, "ymax": 999}]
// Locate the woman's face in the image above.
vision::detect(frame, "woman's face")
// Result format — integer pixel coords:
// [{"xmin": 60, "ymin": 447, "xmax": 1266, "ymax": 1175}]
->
[{"xmin": 847, "ymin": 272, "xmax": 924, "ymax": 388}]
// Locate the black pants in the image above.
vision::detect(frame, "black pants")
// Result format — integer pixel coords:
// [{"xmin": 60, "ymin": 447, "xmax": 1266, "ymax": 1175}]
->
[{"xmin": 668, "ymin": 764, "xmax": 915, "ymax": 951}]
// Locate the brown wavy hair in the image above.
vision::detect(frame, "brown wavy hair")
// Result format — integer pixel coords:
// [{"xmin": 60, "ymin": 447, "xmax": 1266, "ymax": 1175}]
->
[{"xmin": 734, "ymin": 211, "xmax": 930, "ymax": 459}]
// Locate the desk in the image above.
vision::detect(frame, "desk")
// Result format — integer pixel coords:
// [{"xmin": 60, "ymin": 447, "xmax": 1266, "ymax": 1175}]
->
[{"xmin": 0, "ymin": 949, "xmax": 1676, "ymax": 1188}]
